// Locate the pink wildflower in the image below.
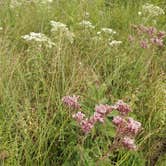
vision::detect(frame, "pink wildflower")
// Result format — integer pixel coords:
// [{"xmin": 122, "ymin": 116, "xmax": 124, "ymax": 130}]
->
[
  {"xmin": 62, "ymin": 95, "xmax": 81, "ymax": 109},
  {"xmin": 150, "ymin": 37, "xmax": 164, "ymax": 47},
  {"xmin": 128, "ymin": 35, "xmax": 135, "ymax": 42},
  {"xmin": 73, "ymin": 112, "xmax": 85, "ymax": 123},
  {"xmin": 81, "ymin": 119, "xmax": 94, "ymax": 134},
  {"xmin": 115, "ymin": 100, "xmax": 132, "ymax": 115},
  {"xmin": 122, "ymin": 137, "xmax": 137, "ymax": 150},
  {"xmin": 92, "ymin": 112, "xmax": 105, "ymax": 123},
  {"xmin": 112, "ymin": 116, "xmax": 126, "ymax": 126},
  {"xmin": 157, "ymin": 31, "xmax": 166, "ymax": 39},
  {"xmin": 140, "ymin": 40, "xmax": 148, "ymax": 48},
  {"xmin": 147, "ymin": 27, "xmax": 157, "ymax": 36},
  {"xmin": 126, "ymin": 117, "xmax": 141, "ymax": 135}
]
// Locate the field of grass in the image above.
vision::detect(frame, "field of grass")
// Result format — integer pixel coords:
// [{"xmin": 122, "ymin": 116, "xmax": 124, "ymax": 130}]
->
[{"xmin": 0, "ymin": 0, "xmax": 165, "ymax": 165}]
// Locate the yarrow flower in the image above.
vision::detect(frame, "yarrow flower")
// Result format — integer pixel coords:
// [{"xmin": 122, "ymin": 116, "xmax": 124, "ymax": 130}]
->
[
  {"xmin": 21, "ymin": 32, "xmax": 55, "ymax": 48},
  {"xmin": 50, "ymin": 20, "xmax": 75, "ymax": 43},
  {"xmin": 62, "ymin": 95, "xmax": 81, "ymax": 110},
  {"xmin": 79, "ymin": 20, "xmax": 95, "ymax": 29},
  {"xmin": 101, "ymin": 28, "xmax": 116, "ymax": 35},
  {"xmin": 109, "ymin": 40, "xmax": 122, "ymax": 47},
  {"xmin": 142, "ymin": 3, "xmax": 165, "ymax": 17}
]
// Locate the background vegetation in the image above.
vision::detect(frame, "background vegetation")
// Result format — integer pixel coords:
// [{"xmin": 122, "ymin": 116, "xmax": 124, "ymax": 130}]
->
[{"xmin": 0, "ymin": 0, "xmax": 165, "ymax": 165}]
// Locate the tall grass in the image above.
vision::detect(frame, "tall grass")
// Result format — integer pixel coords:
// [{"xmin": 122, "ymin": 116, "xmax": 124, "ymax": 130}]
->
[{"xmin": 0, "ymin": 0, "xmax": 165, "ymax": 165}]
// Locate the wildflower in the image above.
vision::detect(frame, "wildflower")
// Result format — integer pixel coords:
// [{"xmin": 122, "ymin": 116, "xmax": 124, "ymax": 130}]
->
[
  {"xmin": 21, "ymin": 32, "xmax": 55, "ymax": 48},
  {"xmin": 112, "ymin": 116, "xmax": 126, "ymax": 126},
  {"xmin": 62, "ymin": 95, "xmax": 81, "ymax": 110},
  {"xmin": 50, "ymin": 20, "xmax": 74, "ymax": 43},
  {"xmin": 140, "ymin": 40, "xmax": 148, "ymax": 48},
  {"xmin": 79, "ymin": 20, "xmax": 95, "ymax": 29},
  {"xmin": 142, "ymin": 3, "xmax": 165, "ymax": 17},
  {"xmin": 109, "ymin": 40, "xmax": 122, "ymax": 47},
  {"xmin": 93, "ymin": 104, "xmax": 113, "ymax": 123},
  {"xmin": 138, "ymin": 11, "xmax": 142, "ymax": 16},
  {"xmin": 73, "ymin": 112, "xmax": 85, "ymax": 123},
  {"xmin": 115, "ymin": 100, "xmax": 132, "ymax": 115},
  {"xmin": 147, "ymin": 27, "xmax": 157, "ymax": 36},
  {"xmin": 81, "ymin": 119, "xmax": 94, "ymax": 134},
  {"xmin": 150, "ymin": 37, "xmax": 163, "ymax": 47},
  {"xmin": 126, "ymin": 118, "xmax": 141, "ymax": 135},
  {"xmin": 101, "ymin": 28, "xmax": 116, "ymax": 35},
  {"xmin": 50, "ymin": 21, "xmax": 67, "ymax": 32},
  {"xmin": 92, "ymin": 112, "xmax": 105, "ymax": 123},
  {"xmin": 122, "ymin": 137, "xmax": 137, "ymax": 150},
  {"xmin": 0, "ymin": 27, "xmax": 3, "ymax": 31},
  {"xmin": 128, "ymin": 35, "xmax": 135, "ymax": 42},
  {"xmin": 157, "ymin": 31, "xmax": 166, "ymax": 39}
]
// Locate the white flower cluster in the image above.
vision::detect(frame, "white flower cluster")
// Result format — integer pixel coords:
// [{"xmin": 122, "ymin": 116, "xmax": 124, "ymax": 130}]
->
[
  {"xmin": 50, "ymin": 20, "xmax": 75, "ymax": 43},
  {"xmin": 0, "ymin": 27, "xmax": 3, "ymax": 31},
  {"xmin": 101, "ymin": 28, "xmax": 116, "ymax": 35},
  {"xmin": 142, "ymin": 3, "xmax": 165, "ymax": 17},
  {"xmin": 10, "ymin": 0, "xmax": 53, "ymax": 8},
  {"xmin": 79, "ymin": 20, "xmax": 95, "ymax": 29},
  {"xmin": 21, "ymin": 32, "xmax": 55, "ymax": 48},
  {"xmin": 109, "ymin": 40, "xmax": 122, "ymax": 47}
]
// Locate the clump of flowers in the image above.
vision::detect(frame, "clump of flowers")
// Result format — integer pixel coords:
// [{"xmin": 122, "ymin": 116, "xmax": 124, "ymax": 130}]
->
[
  {"xmin": 21, "ymin": 32, "xmax": 55, "ymax": 48},
  {"xmin": 109, "ymin": 40, "xmax": 122, "ymax": 47},
  {"xmin": 10, "ymin": 0, "xmax": 53, "ymax": 8},
  {"xmin": 62, "ymin": 95, "xmax": 142, "ymax": 152},
  {"xmin": 129, "ymin": 24, "xmax": 165, "ymax": 48},
  {"xmin": 62, "ymin": 95, "xmax": 81, "ymax": 110},
  {"xmin": 79, "ymin": 20, "xmax": 95, "ymax": 29},
  {"xmin": 50, "ymin": 20, "xmax": 75, "ymax": 43},
  {"xmin": 141, "ymin": 3, "xmax": 165, "ymax": 17}
]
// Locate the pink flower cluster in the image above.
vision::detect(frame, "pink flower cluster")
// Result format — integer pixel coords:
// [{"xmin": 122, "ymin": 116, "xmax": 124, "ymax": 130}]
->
[
  {"xmin": 112, "ymin": 116, "xmax": 141, "ymax": 150},
  {"xmin": 72, "ymin": 104, "xmax": 113, "ymax": 133},
  {"xmin": 129, "ymin": 25, "xmax": 165, "ymax": 48},
  {"xmin": 62, "ymin": 95, "xmax": 142, "ymax": 151},
  {"xmin": 62, "ymin": 95, "xmax": 81, "ymax": 109},
  {"xmin": 115, "ymin": 100, "xmax": 132, "ymax": 115}
]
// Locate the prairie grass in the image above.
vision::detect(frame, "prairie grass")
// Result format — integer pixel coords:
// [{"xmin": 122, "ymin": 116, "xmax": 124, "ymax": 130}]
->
[{"xmin": 0, "ymin": 0, "xmax": 165, "ymax": 165}]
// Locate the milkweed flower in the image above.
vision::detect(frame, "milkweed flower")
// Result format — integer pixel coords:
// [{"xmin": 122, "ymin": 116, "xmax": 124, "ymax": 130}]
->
[
  {"xmin": 62, "ymin": 95, "xmax": 81, "ymax": 110},
  {"xmin": 122, "ymin": 137, "xmax": 137, "ymax": 150}
]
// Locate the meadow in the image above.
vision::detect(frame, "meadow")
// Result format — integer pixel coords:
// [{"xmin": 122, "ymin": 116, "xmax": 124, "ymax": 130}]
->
[{"xmin": 0, "ymin": 0, "xmax": 165, "ymax": 165}]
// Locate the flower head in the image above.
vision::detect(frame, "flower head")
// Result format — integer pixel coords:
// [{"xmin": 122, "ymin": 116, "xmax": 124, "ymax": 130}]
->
[
  {"xmin": 122, "ymin": 137, "xmax": 137, "ymax": 150},
  {"xmin": 62, "ymin": 95, "xmax": 81, "ymax": 109},
  {"xmin": 115, "ymin": 100, "xmax": 132, "ymax": 115}
]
